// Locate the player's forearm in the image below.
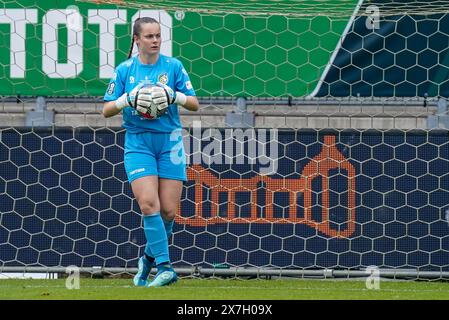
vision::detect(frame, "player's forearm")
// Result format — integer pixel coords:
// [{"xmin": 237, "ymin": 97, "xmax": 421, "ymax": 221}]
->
[
  {"xmin": 103, "ymin": 101, "xmax": 123, "ymax": 118},
  {"xmin": 180, "ymin": 95, "xmax": 200, "ymax": 112},
  {"xmin": 103, "ymin": 93, "xmax": 131, "ymax": 118}
]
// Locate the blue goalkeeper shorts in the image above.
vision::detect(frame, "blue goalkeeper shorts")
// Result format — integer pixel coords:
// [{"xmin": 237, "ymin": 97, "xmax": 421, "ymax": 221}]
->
[{"xmin": 124, "ymin": 130, "xmax": 187, "ymax": 183}]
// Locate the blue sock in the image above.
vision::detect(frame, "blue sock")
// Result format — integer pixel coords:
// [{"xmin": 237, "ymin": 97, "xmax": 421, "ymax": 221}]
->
[
  {"xmin": 145, "ymin": 217, "xmax": 175, "ymax": 259},
  {"xmin": 143, "ymin": 213, "xmax": 170, "ymax": 266},
  {"xmin": 144, "ymin": 243, "xmax": 153, "ymax": 260}
]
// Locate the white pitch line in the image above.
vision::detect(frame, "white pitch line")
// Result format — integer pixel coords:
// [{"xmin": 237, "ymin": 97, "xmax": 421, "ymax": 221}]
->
[{"xmin": 0, "ymin": 284, "xmax": 447, "ymax": 294}]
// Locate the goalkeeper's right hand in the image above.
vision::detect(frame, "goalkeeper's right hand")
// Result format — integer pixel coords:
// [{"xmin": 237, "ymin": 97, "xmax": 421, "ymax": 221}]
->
[{"xmin": 114, "ymin": 84, "xmax": 153, "ymax": 111}]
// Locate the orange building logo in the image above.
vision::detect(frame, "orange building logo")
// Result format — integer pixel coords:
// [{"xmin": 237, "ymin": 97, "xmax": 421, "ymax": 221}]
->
[{"xmin": 177, "ymin": 135, "xmax": 356, "ymax": 238}]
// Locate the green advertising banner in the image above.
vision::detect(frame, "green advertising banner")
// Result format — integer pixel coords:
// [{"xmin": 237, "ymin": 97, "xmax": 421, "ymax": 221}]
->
[{"xmin": 0, "ymin": 0, "xmax": 356, "ymax": 97}]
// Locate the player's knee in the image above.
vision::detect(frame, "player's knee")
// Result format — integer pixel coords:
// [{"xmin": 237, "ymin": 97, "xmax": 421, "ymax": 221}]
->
[
  {"xmin": 160, "ymin": 208, "xmax": 176, "ymax": 221},
  {"xmin": 139, "ymin": 199, "xmax": 160, "ymax": 215}
]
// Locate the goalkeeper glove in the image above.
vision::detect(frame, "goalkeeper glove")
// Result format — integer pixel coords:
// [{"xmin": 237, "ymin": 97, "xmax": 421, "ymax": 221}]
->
[
  {"xmin": 137, "ymin": 86, "xmax": 169, "ymax": 119},
  {"xmin": 153, "ymin": 82, "xmax": 187, "ymax": 106},
  {"xmin": 115, "ymin": 84, "xmax": 140, "ymax": 111},
  {"xmin": 115, "ymin": 83, "xmax": 153, "ymax": 111},
  {"xmin": 150, "ymin": 86, "xmax": 169, "ymax": 110}
]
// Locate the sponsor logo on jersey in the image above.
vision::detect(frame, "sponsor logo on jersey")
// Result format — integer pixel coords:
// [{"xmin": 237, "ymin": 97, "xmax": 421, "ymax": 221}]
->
[
  {"xmin": 107, "ymin": 82, "xmax": 115, "ymax": 95},
  {"xmin": 158, "ymin": 73, "xmax": 169, "ymax": 85},
  {"xmin": 129, "ymin": 168, "xmax": 145, "ymax": 175}
]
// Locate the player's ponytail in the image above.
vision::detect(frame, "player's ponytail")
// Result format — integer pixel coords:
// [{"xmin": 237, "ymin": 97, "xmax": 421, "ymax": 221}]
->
[
  {"xmin": 127, "ymin": 38, "xmax": 135, "ymax": 59},
  {"xmin": 127, "ymin": 17, "xmax": 160, "ymax": 59}
]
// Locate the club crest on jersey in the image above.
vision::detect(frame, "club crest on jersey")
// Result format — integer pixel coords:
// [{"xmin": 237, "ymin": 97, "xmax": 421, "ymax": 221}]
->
[{"xmin": 158, "ymin": 73, "xmax": 169, "ymax": 85}]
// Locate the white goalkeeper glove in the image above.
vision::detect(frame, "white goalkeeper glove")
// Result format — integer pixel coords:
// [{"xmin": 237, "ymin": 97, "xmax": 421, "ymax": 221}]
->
[
  {"xmin": 115, "ymin": 83, "xmax": 144, "ymax": 111},
  {"xmin": 115, "ymin": 84, "xmax": 155, "ymax": 115},
  {"xmin": 152, "ymin": 82, "xmax": 187, "ymax": 107},
  {"xmin": 150, "ymin": 86, "xmax": 169, "ymax": 110},
  {"xmin": 134, "ymin": 86, "xmax": 155, "ymax": 115}
]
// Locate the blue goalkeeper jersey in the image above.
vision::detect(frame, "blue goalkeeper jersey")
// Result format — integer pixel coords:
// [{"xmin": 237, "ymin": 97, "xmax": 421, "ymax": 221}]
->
[{"xmin": 103, "ymin": 54, "xmax": 196, "ymax": 133}]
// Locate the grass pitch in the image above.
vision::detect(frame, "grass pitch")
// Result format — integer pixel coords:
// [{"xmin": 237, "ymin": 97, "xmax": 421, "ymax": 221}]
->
[{"xmin": 1, "ymin": 278, "xmax": 449, "ymax": 300}]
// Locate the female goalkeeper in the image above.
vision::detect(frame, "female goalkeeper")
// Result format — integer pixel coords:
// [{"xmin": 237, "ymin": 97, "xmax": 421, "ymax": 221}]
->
[{"xmin": 103, "ymin": 17, "xmax": 199, "ymax": 287}]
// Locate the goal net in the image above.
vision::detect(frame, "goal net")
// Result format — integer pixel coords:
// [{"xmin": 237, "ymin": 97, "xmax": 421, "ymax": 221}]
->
[{"xmin": 1, "ymin": 0, "xmax": 449, "ymax": 279}]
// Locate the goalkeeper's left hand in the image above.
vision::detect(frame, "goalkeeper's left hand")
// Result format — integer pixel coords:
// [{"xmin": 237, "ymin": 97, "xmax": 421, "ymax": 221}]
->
[
  {"xmin": 152, "ymin": 82, "xmax": 187, "ymax": 107},
  {"xmin": 150, "ymin": 85, "xmax": 170, "ymax": 110}
]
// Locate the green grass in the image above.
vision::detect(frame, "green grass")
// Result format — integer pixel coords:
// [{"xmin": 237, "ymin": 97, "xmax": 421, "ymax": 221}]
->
[{"xmin": 1, "ymin": 278, "xmax": 449, "ymax": 300}]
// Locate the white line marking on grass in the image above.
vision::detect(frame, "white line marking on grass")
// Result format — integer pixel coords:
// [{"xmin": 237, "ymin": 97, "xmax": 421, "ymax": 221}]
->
[{"xmin": 1, "ymin": 280, "xmax": 448, "ymax": 295}]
